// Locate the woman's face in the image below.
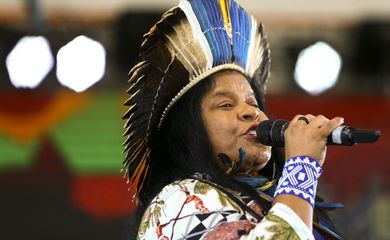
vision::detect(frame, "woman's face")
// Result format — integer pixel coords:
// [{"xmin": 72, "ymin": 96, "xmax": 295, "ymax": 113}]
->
[{"xmin": 201, "ymin": 71, "xmax": 272, "ymax": 175}]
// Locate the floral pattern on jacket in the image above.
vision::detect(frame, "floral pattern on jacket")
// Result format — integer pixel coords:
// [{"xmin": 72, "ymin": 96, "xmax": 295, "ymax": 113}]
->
[{"xmin": 137, "ymin": 179, "xmax": 307, "ymax": 240}]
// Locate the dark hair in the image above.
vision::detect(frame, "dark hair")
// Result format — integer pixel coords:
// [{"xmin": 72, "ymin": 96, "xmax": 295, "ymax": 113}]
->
[{"xmin": 126, "ymin": 72, "xmax": 284, "ymax": 239}]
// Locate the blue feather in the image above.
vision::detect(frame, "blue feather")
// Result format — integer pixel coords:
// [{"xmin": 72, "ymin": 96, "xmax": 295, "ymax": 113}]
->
[
  {"xmin": 230, "ymin": 1, "xmax": 240, "ymax": 64},
  {"xmin": 188, "ymin": 0, "xmax": 232, "ymax": 66},
  {"xmin": 189, "ymin": 1, "xmax": 217, "ymax": 61},
  {"xmin": 204, "ymin": 0, "xmax": 231, "ymax": 65},
  {"xmin": 205, "ymin": 0, "xmax": 230, "ymax": 64},
  {"xmin": 233, "ymin": 3, "xmax": 240, "ymax": 65},
  {"xmin": 201, "ymin": 0, "xmax": 223, "ymax": 63},
  {"xmin": 231, "ymin": 1, "xmax": 251, "ymax": 68}
]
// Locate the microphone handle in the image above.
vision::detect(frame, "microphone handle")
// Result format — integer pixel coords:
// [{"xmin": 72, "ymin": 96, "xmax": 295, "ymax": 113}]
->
[{"xmin": 329, "ymin": 126, "xmax": 381, "ymax": 146}]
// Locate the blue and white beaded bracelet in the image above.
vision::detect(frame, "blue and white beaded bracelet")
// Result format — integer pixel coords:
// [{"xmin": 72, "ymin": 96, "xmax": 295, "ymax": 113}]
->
[{"xmin": 274, "ymin": 156, "xmax": 323, "ymax": 207}]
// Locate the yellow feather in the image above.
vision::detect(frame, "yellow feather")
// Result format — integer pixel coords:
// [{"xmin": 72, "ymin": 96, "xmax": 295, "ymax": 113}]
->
[{"xmin": 218, "ymin": 0, "xmax": 232, "ymax": 40}]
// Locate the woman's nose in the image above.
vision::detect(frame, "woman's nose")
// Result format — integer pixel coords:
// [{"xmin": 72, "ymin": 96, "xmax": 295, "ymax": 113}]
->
[{"xmin": 239, "ymin": 105, "xmax": 263, "ymax": 122}]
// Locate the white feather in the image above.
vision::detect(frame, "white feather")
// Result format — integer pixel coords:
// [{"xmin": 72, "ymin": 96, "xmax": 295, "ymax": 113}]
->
[
  {"xmin": 246, "ymin": 16, "xmax": 257, "ymax": 76},
  {"xmin": 179, "ymin": 0, "xmax": 213, "ymax": 70}
]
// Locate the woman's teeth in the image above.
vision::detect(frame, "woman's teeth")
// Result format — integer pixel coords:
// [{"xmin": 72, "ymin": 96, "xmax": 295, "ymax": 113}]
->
[{"xmin": 248, "ymin": 130, "xmax": 257, "ymax": 136}]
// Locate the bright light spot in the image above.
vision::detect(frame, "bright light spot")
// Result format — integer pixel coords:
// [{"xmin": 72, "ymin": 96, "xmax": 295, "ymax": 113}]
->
[
  {"xmin": 56, "ymin": 35, "xmax": 106, "ymax": 92},
  {"xmin": 294, "ymin": 41, "xmax": 342, "ymax": 95},
  {"xmin": 6, "ymin": 36, "xmax": 54, "ymax": 89}
]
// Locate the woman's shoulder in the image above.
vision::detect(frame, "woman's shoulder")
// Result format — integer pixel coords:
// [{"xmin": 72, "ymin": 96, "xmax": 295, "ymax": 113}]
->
[
  {"xmin": 138, "ymin": 178, "xmax": 251, "ymax": 239},
  {"xmin": 158, "ymin": 178, "xmax": 199, "ymax": 196},
  {"xmin": 146, "ymin": 178, "xmax": 243, "ymax": 214}
]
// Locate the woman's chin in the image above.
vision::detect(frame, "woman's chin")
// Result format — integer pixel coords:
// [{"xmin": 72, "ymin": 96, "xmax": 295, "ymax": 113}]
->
[{"xmin": 253, "ymin": 151, "xmax": 272, "ymax": 170}]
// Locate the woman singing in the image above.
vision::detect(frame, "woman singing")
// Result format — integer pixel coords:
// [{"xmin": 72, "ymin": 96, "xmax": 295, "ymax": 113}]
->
[{"xmin": 122, "ymin": 0, "xmax": 343, "ymax": 239}]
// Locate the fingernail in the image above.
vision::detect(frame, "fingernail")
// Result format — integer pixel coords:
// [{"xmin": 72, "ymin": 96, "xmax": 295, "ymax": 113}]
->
[{"xmin": 340, "ymin": 118, "xmax": 344, "ymax": 124}]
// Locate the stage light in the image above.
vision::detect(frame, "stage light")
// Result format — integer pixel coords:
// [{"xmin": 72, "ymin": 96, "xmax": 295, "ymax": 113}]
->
[
  {"xmin": 294, "ymin": 41, "xmax": 342, "ymax": 95},
  {"xmin": 56, "ymin": 35, "xmax": 106, "ymax": 93},
  {"xmin": 5, "ymin": 36, "xmax": 54, "ymax": 89}
]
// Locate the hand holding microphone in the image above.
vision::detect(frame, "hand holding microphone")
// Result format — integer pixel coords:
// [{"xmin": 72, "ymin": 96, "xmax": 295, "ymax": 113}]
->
[
  {"xmin": 256, "ymin": 115, "xmax": 381, "ymax": 164},
  {"xmin": 257, "ymin": 117, "xmax": 381, "ymax": 147}
]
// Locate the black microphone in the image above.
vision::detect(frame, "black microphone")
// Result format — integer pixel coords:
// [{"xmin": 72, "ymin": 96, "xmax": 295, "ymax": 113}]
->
[{"xmin": 256, "ymin": 119, "xmax": 381, "ymax": 147}]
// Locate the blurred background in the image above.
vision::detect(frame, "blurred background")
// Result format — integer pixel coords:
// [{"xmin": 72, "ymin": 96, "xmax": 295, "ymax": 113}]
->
[{"xmin": 0, "ymin": 0, "xmax": 389, "ymax": 239}]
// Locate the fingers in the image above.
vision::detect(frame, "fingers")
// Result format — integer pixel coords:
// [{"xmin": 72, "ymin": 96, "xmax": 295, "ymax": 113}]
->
[
  {"xmin": 285, "ymin": 114, "xmax": 344, "ymax": 164},
  {"xmin": 290, "ymin": 114, "xmax": 315, "ymax": 125},
  {"xmin": 309, "ymin": 114, "xmax": 328, "ymax": 126},
  {"xmin": 290, "ymin": 114, "xmax": 344, "ymax": 137},
  {"xmin": 319, "ymin": 116, "xmax": 344, "ymax": 137},
  {"xmin": 305, "ymin": 115, "xmax": 344, "ymax": 137}
]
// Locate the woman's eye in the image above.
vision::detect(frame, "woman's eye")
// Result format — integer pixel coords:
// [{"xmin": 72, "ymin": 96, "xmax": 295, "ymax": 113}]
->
[
  {"xmin": 247, "ymin": 102, "xmax": 258, "ymax": 108},
  {"xmin": 218, "ymin": 103, "xmax": 233, "ymax": 108},
  {"xmin": 247, "ymin": 97, "xmax": 259, "ymax": 108}
]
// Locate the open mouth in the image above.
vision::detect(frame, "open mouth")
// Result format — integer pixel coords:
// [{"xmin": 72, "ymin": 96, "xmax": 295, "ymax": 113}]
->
[
  {"xmin": 247, "ymin": 129, "xmax": 257, "ymax": 137},
  {"xmin": 243, "ymin": 125, "xmax": 258, "ymax": 138}
]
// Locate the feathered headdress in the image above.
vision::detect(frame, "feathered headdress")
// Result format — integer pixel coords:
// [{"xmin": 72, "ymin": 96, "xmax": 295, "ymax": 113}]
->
[{"xmin": 122, "ymin": 0, "xmax": 270, "ymax": 199}]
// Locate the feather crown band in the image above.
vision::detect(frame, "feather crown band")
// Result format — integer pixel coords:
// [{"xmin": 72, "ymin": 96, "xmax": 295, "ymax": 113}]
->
[{"xmin": 123, "ymin": 0, "xmax": 270, "ymax": 199}]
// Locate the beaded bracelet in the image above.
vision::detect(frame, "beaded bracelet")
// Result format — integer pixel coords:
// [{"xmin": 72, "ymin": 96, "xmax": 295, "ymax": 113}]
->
[{"xmin": 274, "ymin": 156, "xmax": 322, "ymax": 207}]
